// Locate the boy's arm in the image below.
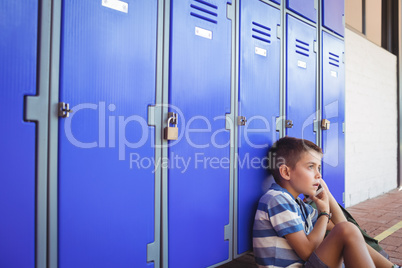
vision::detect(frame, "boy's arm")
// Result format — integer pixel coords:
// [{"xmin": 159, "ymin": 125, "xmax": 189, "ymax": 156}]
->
[
  {"xmin": 285, "ymin": 216, "xmax": 329, "ymax": 261},
  {"xmin": 319, "ymin": 179, "xmax": 347, "ymax": 224},
  {"xmin": 285, "ymin": 187, "xmax": 331, "ymax": 261}
]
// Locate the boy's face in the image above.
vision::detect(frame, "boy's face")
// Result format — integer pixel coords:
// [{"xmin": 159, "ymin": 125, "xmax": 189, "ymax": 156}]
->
[{"xmin": 288, "ymin": 149, "xmax": 322, "ymax": 197}]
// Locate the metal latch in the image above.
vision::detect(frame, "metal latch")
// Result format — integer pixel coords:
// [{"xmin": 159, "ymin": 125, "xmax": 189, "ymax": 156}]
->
[
  {"xmin": 237, "ymin": 116, "xmax": 247, "ymax": 126},
  {"xmin": 285, "ymin": 120, "xmax": 293, "ymax": 128},
  {"xmin": 58, "ymin": 102, "xmax": 72, "ymax": 118},
  {"xmin": 164, "ymin": 112, "xmax": 178, "ymax": 140},
  {"xmin": 321, "ymin": 119, "xmax": 330, "ymax": 130}
]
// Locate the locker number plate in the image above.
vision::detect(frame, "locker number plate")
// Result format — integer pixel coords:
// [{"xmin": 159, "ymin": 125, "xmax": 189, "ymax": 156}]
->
[
  {"xmin": 331, "ymin": 71, "xmax": 338, "ymax": 78},
  {"xmin": 102, "ymin": 0, "xmax": 128, "ymax": 13},
  {"xmin": 297, "ymin": 60, "xmax": 307, "ymax": 69},
  {"xmin": 195, "ymin": 27, "xmax": 212, "ymax": 40},
  {"xmin": 255, "ymin": 47, "xmax": 267, "ymax": 57}
]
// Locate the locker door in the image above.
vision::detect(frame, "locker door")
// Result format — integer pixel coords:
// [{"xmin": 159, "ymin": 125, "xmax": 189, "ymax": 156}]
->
[
  {"xmin": 0, "ymin": 1, "xmax": 37, "ymax": 267},
  {"xmin": 322, "ymin": 0, "xmax": 345, "ymax": 37},
  {"xmin": 58, "ymin": 1, "xmax": 158, "ymax": 267},
  {"xmin": 168, "ymin": 0, "xmax": 231, "ymax": 267},
  {"xmin": 322, "ymin": 32, "xmax": 345, "ymax": 206},
  {"xmin": 287, "ymin": 0, "xmax": 316, "ymax": 23},
  {"xmin": 286, "ymin": 15, "xmax": 317, "ymax": 142},
  {"xmin": 237, "ymin": 0, "xmax": 280, "ymax": 255}
]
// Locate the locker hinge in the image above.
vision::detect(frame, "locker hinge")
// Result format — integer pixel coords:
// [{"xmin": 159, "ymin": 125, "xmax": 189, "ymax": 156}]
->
[
  {"xmin": 313, "ymin": 41, "xmax": 318, "ymax": 53},
  {"xmin": 225, "ymin": 113, "xmax": 234, "ymax": 130},
  {"xmin": 25, "ymin": 96, "xmax": 46, "ymax": 122},
  {"xmin": 147, "ymin": 105, "xmax": 161, "ymax": 126},
  {"xmin": 224, "ymin": 224, "xmax": 231, "ymax": 241},
  {"xmin": 342, "ymin": 122, "xmax": 345, "ymax": 133},
  {"xmin": 226, "ymin": 2, "xmax": 234, "ymax": 21},
  {"xmin": 342, "ymin": 192, "xmax": 345, "ymax": 204},
  {"xmin": 237, "ymin": 116, "xmax": 247, "ymax": 126},
  {"xmin": 313, "ymin": 119, "xmax": 319, "ymax": 132},
  {"xmin": 147, "ymin": 242, "xmax": 158, "ymax": 263},
  {"xmin": 58, "ymin": 102, "xmax": 72, "ymax": 118},
  {"xmin": 314, "ymin": 0, "xmax": 318, "ymax": 10},
  {"xmin": 342, "ymin": 14, "xmax": 345, "ymax": 27},
  {"xmin": 277, "ymin": 24, "xmax": 282, "ymax": 39},
  {"xmin": 275, "ymin": 116, "xmax": 282, "ymax": 132},
  {"xmin": 342, "ymin": 52, "xmax": 345, "ymax": 64}
]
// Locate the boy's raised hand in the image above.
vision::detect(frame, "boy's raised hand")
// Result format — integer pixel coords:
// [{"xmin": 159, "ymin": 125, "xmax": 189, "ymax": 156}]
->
[
  {"xmin": 318, "ymin": 178, "xmax": 331, "ymax": 195},
  {"xmin": 310, "ymin": 184, "xmax": 330, "ymax": 213},
  {"xmin": 285, "ymin": 182, "xmax": 331, "ymax": 260},
  {"xmin": 318, "ymin": 178, "xmax": 347, "ymax": 224}
]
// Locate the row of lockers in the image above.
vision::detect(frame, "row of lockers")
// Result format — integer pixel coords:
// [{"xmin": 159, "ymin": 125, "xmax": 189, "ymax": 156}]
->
[
  {"xmin": 0, "ymin": 0, "xmax": 344, "ymax": 267},
  {"xmin": 252, "ymin": 0, "xmax": 345, "ymax": 36}
]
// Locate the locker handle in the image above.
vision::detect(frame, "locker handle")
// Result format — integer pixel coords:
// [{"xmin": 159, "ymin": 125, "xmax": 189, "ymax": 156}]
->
[
  {"xmin": 237, "ymin": 116, "xmax": 247, "ymax": 126},
  {"xmin": 321, "ymin": 119, "xmax": 330, "ymax": 130},
  {"xmin": 58, "ymin": 102, "xmax": 73, "ymax": 118}
]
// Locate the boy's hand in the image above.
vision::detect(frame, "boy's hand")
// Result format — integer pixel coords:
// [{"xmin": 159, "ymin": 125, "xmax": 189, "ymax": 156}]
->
[
  {"xmin": 318, "ymin": 178, "xmax": 347, "ymax": 224},
  {"xmin": 318, "ymin": 178, "xmax": 330, "ymax": 195},
  {"xmin": 310, "ymin": 185, "xmax": 330, "ymax": 213}
]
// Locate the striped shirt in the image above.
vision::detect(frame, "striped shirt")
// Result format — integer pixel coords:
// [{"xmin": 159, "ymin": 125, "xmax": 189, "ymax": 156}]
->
[{"xmin": 253, "ymin": 183, "xmax": 318, "ymax": 268}]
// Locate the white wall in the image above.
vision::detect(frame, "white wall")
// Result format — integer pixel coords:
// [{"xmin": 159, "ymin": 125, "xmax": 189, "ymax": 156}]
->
[{"xmin": 344, "ymin": 28, "xmax": 398, "ymax": 207}]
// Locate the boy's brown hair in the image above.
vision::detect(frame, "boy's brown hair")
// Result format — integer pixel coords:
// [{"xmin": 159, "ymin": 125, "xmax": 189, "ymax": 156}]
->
[{"xmin": 268, "ymin": 136, "xmax": 323, "ymax": 182}]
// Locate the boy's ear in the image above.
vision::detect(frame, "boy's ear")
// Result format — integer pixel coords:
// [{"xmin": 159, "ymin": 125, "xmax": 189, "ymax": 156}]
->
[{"xmin": 279, "ymin": 164, "xmax": 291, "ymax": 181}]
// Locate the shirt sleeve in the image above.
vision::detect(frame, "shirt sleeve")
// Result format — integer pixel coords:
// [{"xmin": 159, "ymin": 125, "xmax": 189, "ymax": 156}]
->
[
  {"xmin": 307, "ymin": 204, "xmax": 318, "ymax": 226},
  {"xmin": 266, "ymin": 193, "xmax": 304, "ymax": 237},
  {"xmin": 304, "ymin": 203, "xmax": 318, "ymax": 228}
]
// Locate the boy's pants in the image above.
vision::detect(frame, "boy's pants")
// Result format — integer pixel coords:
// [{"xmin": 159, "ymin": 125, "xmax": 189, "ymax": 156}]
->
[{"xmin": 303, "ymin": 252, "xmax": 329, "ymax": 268}]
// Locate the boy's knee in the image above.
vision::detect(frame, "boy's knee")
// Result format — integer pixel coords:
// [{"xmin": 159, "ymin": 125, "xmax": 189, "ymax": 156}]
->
[{"xmin": 333, "ymin": 222, "xmax": 362, "ymax": 240}]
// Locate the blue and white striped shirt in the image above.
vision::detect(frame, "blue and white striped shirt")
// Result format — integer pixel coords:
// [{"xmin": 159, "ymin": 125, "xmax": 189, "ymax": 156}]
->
[{"xmin": 253, "ymin": 183, "xmax": 318, "ymax": 268}]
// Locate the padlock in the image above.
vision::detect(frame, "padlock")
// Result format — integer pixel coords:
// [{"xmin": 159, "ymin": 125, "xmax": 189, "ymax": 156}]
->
[
  {"xmin": 321, "ymin": 119, "xmax": 330, "ymax": 130},
  {"xmin": 164, "ymin": 117, "xmax": 178, "ymax": 140}
]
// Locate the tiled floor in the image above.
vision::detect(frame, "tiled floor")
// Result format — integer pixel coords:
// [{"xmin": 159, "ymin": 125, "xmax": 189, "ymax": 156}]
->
[
  {"xmin": 219, "ymin": 188, "xmax": 402, "ymax": 267},
  {"xmin": 347, "ymin": 188, "xmax": 402, "ymax": 266}
]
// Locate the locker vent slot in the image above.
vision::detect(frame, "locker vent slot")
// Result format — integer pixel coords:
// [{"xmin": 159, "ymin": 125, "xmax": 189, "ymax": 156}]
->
[
  {"xmin": 295, "ymin": 39, "xmax": 310, "ymax": 57},
  {"xmin": 252, "ymin": 21, "xmax": 271, "ymax": 44},
  {"xmin": 328, "ymin": 52, "xmax": 340, "ymax": 67},
  {"xmin": 190, "ymin": 0, "xmax": 218, "ymax": 24},
  {"xmin": 194, "ymin": 0, "xmax": 218, "ymax": 9}
]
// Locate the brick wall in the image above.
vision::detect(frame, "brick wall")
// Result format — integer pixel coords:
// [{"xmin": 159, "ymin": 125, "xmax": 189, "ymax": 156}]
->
[{"xmin": 344, "ymin": 28, "xmax": 398, "ymax": 207}]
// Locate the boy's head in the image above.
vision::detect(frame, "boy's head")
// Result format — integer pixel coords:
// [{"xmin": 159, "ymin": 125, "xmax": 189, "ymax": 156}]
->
[{"xmin": 268, "ymin": 136, "xmax": 323, "ymax": 183}]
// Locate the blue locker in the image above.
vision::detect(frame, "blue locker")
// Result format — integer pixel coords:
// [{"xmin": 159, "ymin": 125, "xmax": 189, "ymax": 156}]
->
[
  {"xmin": 238, "ymin": 0, "xmax": 280, "ymax": 255},
  {"xmin": 322, "ymin": 0, "xmax": 345, "ymax": 37},
  {"xmin": 287, "ymin": 0, "xmax": 316, "ymax": 23},
  {"xmin": 321, "ymin": 32, "xmax": 345, "ymax": 205},
  {"xmin": 0, "ymin": 1, "xmax": 37, "ymax": 267},
  {"xmin": 168, "ymin": 0, "xmax": 231, "ymax": 266},
  {"xmin": 58, "ymin": 1, "xmax": 158, "ymax": 267},
  {"xmin": 286, "ymin": 15, "xmax": 317, "ymax": 141}
]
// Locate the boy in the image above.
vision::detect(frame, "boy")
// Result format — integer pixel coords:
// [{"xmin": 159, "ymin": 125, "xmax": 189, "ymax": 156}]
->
[{"xmin": 253, "ymin": 136, "xmax": 399, "ymax": 268}]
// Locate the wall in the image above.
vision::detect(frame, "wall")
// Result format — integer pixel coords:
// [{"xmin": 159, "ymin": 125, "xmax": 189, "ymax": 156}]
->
[
  {"xmin": 345, "ymin": 0, "xmax": 362, "ymax": 32},
  {"xmin": 345, "ymin": 0, "xmax": 383, "ymax": 52},
  {"xmin": 365, "ymin": 0, "xmax": 382, "ymax": 47},
  {"xmin": 345, "ymin": 28, "xmax": 398, "ymax": 207}
]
